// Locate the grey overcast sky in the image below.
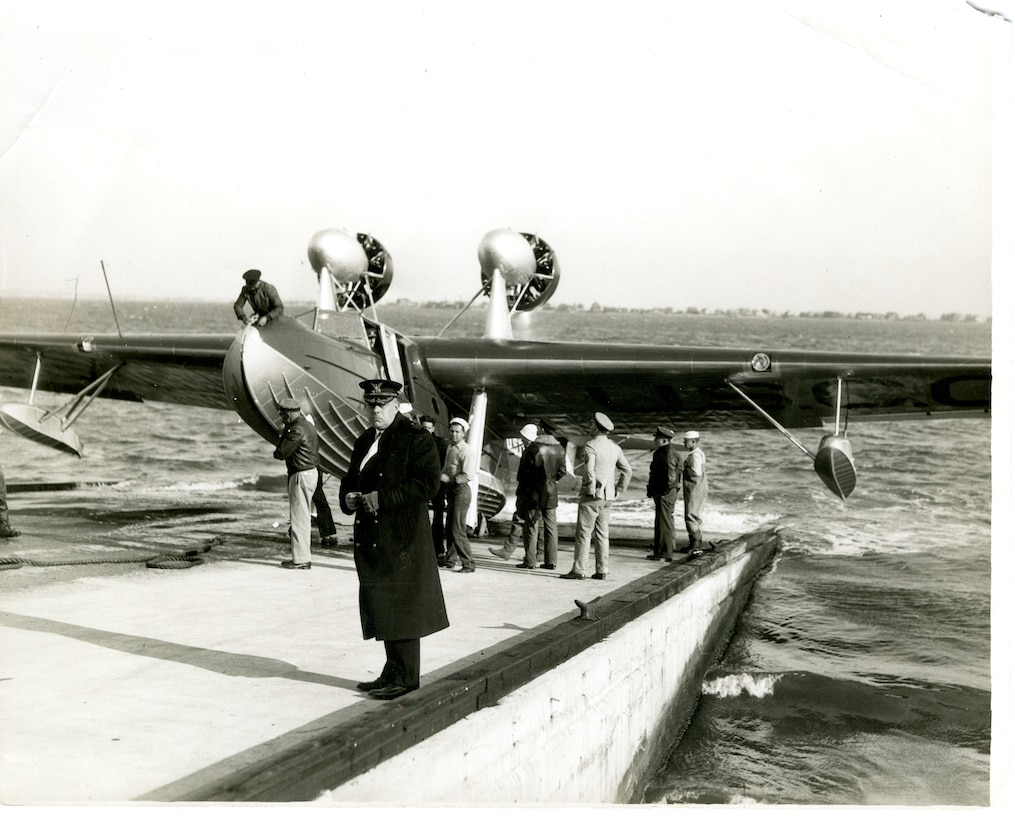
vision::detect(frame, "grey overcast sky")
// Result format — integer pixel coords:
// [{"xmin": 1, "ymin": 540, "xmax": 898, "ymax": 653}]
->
[{"xmin": 0, "ymin": 0, "xmax": 1008, "ymax": 317}]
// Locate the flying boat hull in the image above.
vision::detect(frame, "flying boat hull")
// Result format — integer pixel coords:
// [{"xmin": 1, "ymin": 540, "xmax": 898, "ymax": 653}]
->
[{"xmin": 222, "ymin": 317, "xmax": 507, "ymax": 518}]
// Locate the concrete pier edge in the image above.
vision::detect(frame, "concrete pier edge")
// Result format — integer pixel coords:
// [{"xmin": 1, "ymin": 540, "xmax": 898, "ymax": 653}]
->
[{"xmin": 145, "ymin": 526, "xmax": 781, "ymax": 803}]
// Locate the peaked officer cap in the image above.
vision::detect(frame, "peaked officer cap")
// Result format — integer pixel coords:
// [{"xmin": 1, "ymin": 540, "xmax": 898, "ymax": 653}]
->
[{"xmin": 360, "ymin": 379, "xmax": 403, "ymax": 404}]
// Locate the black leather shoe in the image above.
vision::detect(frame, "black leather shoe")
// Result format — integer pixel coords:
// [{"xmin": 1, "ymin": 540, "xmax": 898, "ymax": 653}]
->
[
  {"xmin": 356, "ymin": 677, "xmax": 389, "ymax": 692},
  {"xmin": 516, "ymin": 563, "xmax": 537, "ymax": 569},
  {"xmin": 559, "ymin": 570, "xmax": 585, "ymax": 580},
  {"xmin": 540, "ymin": 563, "xmax": 555, "ymax": 570},
  {"xmin": 368, "ymin": 683, "xmax": 417, "ymax": 700},
  {"xmin": 281, "ymin": 560, "xmax": 311, "ymax": 570},
  {"xmin": 592, "ymin": 573, "xmax": 607, "ymax": 580},
  {"xmin": 647, "ymin": 554, "xmax": 661, "ymax": 561},
  {"xmin": 320, "ymin": 536, "xmax": 339, "ymax": 547}
]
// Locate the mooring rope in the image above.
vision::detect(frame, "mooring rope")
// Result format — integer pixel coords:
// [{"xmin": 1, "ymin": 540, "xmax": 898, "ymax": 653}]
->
[{"xmin": 0, "ymin": 549, "xmax": 208, "ymax": 571}]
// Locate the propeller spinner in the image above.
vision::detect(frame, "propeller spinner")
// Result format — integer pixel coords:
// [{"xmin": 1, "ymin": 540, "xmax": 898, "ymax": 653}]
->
[
  {"xmin": 307, "ymin": 229, "xmax": 392, "ymax": 311},
  {"xmin": 478, "ymin": 229, "xmax": 559, "ymax": 313}
]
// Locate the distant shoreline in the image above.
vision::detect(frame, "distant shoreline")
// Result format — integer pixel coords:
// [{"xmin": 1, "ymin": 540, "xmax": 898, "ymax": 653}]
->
[{"xmin": 0, "ymin": 295, "xmax": 991, "ymax": 324}]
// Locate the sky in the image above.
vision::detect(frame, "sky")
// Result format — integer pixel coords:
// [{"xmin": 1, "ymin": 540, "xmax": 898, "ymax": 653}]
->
[{"xmin": 0, "ymin": 0, "xmax": 1009, "ymax": 318}]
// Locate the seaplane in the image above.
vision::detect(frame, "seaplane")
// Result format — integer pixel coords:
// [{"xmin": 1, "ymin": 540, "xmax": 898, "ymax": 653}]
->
[{"xmin": 0, "ymin": 228, "xmax": 992, "ymax": 526}]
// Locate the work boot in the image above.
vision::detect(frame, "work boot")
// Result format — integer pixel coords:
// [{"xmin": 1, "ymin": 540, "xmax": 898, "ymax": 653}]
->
[
  {"xmin": 0, "ymin": 524, "xmax": 20, "ymax": 539},
  {"xmin": 489, "ymin": 545, "xmax": 514, "ymax": 560}
]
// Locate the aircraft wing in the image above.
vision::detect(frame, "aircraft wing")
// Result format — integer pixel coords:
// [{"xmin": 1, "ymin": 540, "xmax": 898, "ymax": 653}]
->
[
  {"xmin": 0, "ymin": 332, "xmax": 234, "ymax": 410},
  {"xmin": 0, "ymin": 330, "xmax": 990, "ymax": 435},
  {"xmin": 415, "ymin": 336, "xmax": 990, "ymax": 439}
]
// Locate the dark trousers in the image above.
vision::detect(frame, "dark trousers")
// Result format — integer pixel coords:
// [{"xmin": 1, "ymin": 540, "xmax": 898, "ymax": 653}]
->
[
  {"xmin": 431, "ymin": 486, "xmax": 446, "ymax": 556},
  {"xmin": 652, "ymin": 489, "xmax": 678, "ymax": 558},
  {"xmin": 382, "ymin": 638, "xmax": 421, "ymax": 688},
  {"xmin": 313, "ymin": 474, "xmax": 335, "ymax": 537},
  {"xmin": 522, "ymin": 506, "xmax": 556, "ymax": 566},
  {"xmin": 447, "ymin": 482, "xmax": 475, "ymax": 569}
]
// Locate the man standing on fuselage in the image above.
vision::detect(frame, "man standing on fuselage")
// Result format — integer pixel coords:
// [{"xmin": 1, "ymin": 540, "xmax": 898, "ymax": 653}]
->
[{"xmin": 233, "ymin": 269, "xmax": 284, "ymax": 327}]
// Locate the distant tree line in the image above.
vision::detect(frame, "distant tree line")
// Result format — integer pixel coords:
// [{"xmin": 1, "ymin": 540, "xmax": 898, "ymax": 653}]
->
[{"xmin": 409, "ymin": 299, "xmax": 989, "ymax": 323}]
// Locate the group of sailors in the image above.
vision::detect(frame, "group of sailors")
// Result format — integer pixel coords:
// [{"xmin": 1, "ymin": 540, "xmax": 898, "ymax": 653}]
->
[{"xmin": 485, "ymin": 415, "xmax": 708, "ymax": 581}]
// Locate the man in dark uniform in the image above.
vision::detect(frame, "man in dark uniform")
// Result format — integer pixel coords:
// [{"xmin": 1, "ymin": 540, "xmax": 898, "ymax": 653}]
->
[
  {"xmin": 646, "ymin": 425, "xmax": 681, "ymax": 562},
  {"xmin": 340, "ymin": 379, "xmax": 449, "ymax": 700},
  {"xmin": 233, "ymin": 269, "xmax": 284, "ymax": 327},
  {"xmin": 273, "ymin": 397, "xmax": 320, "ymax": 569}
]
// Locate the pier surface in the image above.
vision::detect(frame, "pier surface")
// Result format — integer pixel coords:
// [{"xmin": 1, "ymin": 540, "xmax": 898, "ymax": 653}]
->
[{"xmin": 0, "ymin": 486, "xmax": 755, "ymax": 804}]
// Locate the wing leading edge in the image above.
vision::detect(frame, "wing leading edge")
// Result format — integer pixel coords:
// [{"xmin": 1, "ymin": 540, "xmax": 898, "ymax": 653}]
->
[
  {"xmin": 415, "ymin": 336, "xmax": 990, "ymax": 441},
  {"xmin": 0, "ymin": 332, "xmax": 234, "ymax": 410}
]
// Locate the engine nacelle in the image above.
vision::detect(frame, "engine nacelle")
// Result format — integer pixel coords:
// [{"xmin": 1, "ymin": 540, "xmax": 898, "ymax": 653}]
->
[
  {"xmin": 307, "ymin": 229, "xmax": 392, "ymax": 311},
  {"xmin": 478, "ymin": 229, "xmax": 560, "ymax": 312}
]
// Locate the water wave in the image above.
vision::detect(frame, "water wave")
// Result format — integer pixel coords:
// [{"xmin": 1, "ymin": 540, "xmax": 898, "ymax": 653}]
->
[{"xmin": 702, "ymin": 672, "xmax": 781, "ymax": 699}]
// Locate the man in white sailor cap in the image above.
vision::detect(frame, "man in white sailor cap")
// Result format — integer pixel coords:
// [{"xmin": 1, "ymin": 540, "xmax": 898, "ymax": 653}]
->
[
  {"xmin": 518, "ymin": 419, "xmax": 567, "ymax": 570},
  {"xmin": 440, "ymin": 416, "xmax": 477, "ymax": 572},
  {"xmin": 489, "ymin": 421, "xmax": 538, "ymax": 562},
  {"xmin": 680, "ymin": 431, "xmax": 709, "ymax": 553}
]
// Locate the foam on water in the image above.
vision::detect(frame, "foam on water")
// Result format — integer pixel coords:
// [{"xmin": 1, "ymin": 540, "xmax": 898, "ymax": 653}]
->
[{"xmin": 702, "ymin": 673, "xmax": 781, "ymax": 699}]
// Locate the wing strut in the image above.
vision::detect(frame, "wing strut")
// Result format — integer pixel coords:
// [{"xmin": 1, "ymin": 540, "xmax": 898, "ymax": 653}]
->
[
  {"xmin": 725, "ymin": 380, "xmax": 815, "ymax": 458},
  {"xmin": 434, "ymin": 287, "xmax": 485, "ymax": 339},
  {"xmin": 726, "ymin": 379, "xmax": 857, "ymax": 499},
  {"xmin": 0, "ymin": 356, "xmax": 123, "ymax": 457},
  {"xmin": 465, "ymin": 388, "xmax": 488, "ymax": 532}
]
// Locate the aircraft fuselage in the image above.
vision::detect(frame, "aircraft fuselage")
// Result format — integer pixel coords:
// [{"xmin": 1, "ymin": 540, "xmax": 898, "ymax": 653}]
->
[{"xmin": 221, "ymin": 313, "xmax": 508, "ymax": 518}]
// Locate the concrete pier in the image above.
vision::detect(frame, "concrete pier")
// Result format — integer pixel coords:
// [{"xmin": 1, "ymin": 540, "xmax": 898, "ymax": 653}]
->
[{"xmin": 0, "ymin": 486, "xmax": 778, "ymax": 804}]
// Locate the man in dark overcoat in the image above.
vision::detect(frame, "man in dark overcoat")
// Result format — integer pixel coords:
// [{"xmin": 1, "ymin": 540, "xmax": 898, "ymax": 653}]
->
[{"xmin": 339, "ymin": 379, "xmax": 449, "ymax": 700}]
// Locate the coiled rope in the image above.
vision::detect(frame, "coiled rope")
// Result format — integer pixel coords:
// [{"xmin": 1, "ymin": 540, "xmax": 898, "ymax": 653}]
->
[{"xmin": 0, "ymin": 549, "xmax": 208, "ymax": 571}]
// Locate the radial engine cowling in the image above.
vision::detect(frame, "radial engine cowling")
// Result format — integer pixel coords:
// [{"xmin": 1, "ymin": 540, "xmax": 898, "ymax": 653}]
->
[
  {"xmin": 307, "ymin": 229, "xmax": 393, "ymax": 310},
  {"xmin": 478, "ymin": 228, "xmax": 559, "ymax": 312}
]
